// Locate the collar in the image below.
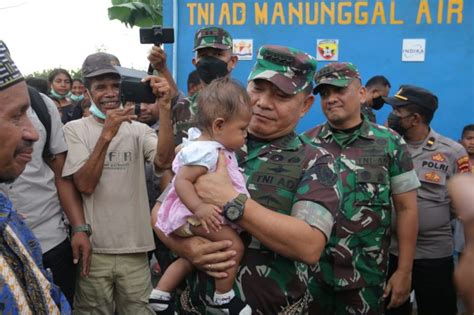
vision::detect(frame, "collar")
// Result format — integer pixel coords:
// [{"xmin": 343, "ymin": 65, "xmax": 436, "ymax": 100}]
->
[
  {"xmin": 240, "ymin": 131, "xmax": 301, "ymax": 162},
  {"xmin": 320, "ymin": 116, "xmax": 375, "ymax": 142}
]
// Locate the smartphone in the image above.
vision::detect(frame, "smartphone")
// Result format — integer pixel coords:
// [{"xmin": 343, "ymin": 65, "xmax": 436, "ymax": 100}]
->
[{"xmin": 140, "ymin": 26, "xmax": 174, "ymax": 45}]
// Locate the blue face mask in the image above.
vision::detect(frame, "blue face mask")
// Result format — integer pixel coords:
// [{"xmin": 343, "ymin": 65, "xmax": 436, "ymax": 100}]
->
[
  {"xmin": 50, "ymin": 88, "xmax": 71, "ymax": 100},
  {"xmin": 70, "ymin": 94, "xmax": 84, "ymax": 102},
  {"xmin": 89, "ymin": 103, "xmax": 106, "ymax": 120},
  {"xmin": 87, "ymin": 90, "xmax": 107, "ymax": 120}
]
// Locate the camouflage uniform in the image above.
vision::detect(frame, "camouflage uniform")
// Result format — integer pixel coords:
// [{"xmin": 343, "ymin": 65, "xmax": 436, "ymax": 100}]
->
[
  {"xmin": 302, "ymin": 63, "xmax": 420, "ymax": 315},
  {"xmin": 361, "ymin": 102, "xmax": 376, "ymax": 123},
  {"xmin": 172, "ymin": 27, "xmax": 233, "ymax": 144},
  {"xmin": 179, "ymin": 46, "xmax": 341, "ymax": 314}
]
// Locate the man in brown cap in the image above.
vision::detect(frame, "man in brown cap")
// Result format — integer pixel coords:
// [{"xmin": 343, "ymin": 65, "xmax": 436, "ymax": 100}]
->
[
  {"xmin": 0, "ymin": 40, "xmax": 71, "ymax": 313},
  {"xmin": 151, "ymin": 45, "xmax": 341, "ymax": 314},
  {"xmin": 62, "ymin": 51, "xmax": 171, "ymax": 314},
  {"xmin": 301, "ymin": 63, "xmax": 420, "ymax": 315}
]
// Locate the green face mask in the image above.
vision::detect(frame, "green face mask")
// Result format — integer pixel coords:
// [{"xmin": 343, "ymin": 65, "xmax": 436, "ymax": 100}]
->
[
  {"xmin": 50, "ymin": 88, "xmax": 71, "ymax": 100},
  {"xmin": 87, "ymin": 90, "xmax": 107, "ymax": 120},
  {"xmin": 89, "ymin": 103, "xmax": 106, "ymax": 120},
  {"xmin": 70, "ymin": 94, "xmax": 84, "ymax": 102}
]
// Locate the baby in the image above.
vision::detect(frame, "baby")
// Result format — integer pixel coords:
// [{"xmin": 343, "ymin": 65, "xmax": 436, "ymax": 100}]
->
[{"xmin": 150, "ymin": 78, "xmax": 252, "ymax": 314}]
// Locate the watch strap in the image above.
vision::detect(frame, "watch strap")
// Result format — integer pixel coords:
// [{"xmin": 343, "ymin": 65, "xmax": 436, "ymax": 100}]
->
[
  {"xmin": 72, "ymin": 224, "xmax": 92, "ymax": 236},
  {"xmin": 234, "ymin": 193, "xmax": 248, "ymax": 207}
]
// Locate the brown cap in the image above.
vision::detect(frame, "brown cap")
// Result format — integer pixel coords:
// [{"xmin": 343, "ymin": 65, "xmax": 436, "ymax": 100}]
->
[{"xmin": 82, "ymin": 52, "xmax": 121, "ymax": 78}]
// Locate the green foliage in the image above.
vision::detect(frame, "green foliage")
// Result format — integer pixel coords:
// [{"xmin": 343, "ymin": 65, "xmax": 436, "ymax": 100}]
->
[
  {"xmin": 108, "ymin": 0, "xmax": 163, "ymax": 28},
  {"xmin": 26, "ymin": 68, "xmax": 82, "ymax": 80}
]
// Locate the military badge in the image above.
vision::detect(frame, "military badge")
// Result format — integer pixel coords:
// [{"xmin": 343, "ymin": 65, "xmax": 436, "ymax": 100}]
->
[{"xmin": 316, "ymin": 39, "xmax": 338, "ymax": 61}]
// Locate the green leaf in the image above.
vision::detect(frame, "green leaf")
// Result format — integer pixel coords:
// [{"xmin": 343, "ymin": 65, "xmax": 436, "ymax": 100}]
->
[{"xmin": 108, "ymin": 0, "xmax": 163, "ymax": 28}]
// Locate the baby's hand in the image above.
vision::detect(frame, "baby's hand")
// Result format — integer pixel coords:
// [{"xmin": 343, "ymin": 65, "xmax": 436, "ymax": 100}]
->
[{"xmin": 195, "ymin": 203, "xmax": 222, "ymax": 233}]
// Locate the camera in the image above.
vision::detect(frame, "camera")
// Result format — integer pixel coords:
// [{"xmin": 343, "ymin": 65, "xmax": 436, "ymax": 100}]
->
[
  {"xmin": 114, "ymin": 66, "xmax": 156, "ymax": 115},
  {"xmin": 140, "ymin": 26, "xmax": 174, "ymax": 45}
]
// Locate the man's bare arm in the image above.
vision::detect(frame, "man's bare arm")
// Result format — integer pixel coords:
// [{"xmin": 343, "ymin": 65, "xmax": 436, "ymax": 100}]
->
[
  {"xmin": 385, "ymin": 190, "xmax": 418, "ymax": 308},
  {"xmin": 47, "ymin": 152, "xmax": 91, "ymax": 276}
]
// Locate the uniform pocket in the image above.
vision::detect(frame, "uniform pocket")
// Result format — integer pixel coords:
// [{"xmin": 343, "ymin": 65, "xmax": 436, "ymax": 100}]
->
[
  {"xmin": 417, "ymin": 169, "xmax": 447, "ymax": 202},
  {"xmin": 354, "ymin": 167, "xmax": 391, "ymax": 207}
]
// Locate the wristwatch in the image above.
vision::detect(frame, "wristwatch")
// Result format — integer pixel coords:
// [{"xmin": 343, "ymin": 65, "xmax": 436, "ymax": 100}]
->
[
  {"xmin": 223, "ymin": 194, "xmax": 248, "ymax": 222},
  {"xmin": 72, "ymin": 224, "xmax": 92, "ymax": 236}
]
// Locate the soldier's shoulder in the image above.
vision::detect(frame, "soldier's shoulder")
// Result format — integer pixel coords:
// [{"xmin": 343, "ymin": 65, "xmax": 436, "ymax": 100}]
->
[
  {"xmin": 368, "ymin": 122, "xmax": 406, "ymax": 144},
  {"xmin": 175, "ymin": 95, "xmax": 192, "ymax": 108},
  {"xmin": 300, "ymin": 124, "xmax": 324, "ymax": 141},
  {"xmin": 299, "ymin": 136, "xmax": 334, "ymax": 163}
]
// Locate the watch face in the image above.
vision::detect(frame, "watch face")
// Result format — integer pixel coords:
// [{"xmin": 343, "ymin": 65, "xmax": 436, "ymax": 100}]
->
[{"xmin": 226, "ymin": 206, "xmax": 241, "ymax": 221}]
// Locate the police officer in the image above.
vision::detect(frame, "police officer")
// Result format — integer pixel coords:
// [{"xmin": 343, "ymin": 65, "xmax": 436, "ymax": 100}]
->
[
  {"xmin": 302, "ymin": 63, "xmax": 420, "ymax": 315},
  {"xmin": 384, "ymin": 85, "xmax": 470, "ymax": 315},
  {"xmin": 152, "ymin": 45, "xmax": 341, "ymax": 314}
]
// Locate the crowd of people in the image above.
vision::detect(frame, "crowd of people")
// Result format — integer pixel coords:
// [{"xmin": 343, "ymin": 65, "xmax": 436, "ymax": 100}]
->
[{"xmin": 0, "ymin": 24, "xmax": 473, "ymax": 315}]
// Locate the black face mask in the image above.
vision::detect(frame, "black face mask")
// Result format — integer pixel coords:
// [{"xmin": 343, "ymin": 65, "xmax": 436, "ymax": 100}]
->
[
  {"xmin": 196, "ymin": 56, "xmax": 229, "ymax": 84},
  {"xmin": 387, "ymin": 112, "xmax": 411, "ymax": 136},
  {"xmin": 371, "ymin": 96, "xmax": 385, "ymax": 110}
]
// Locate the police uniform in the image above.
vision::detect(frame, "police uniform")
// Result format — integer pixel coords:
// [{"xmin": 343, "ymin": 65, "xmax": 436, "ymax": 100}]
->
[
  {"xmin": 180, "ymin": 46, "xmax": 341, "ymax": 314},
  {"xmin": 302, "ymin": 63, "xmax": 420, "ymax": 315},
  {"xmin": 384, "ymin": 86, "xmax": 470, "ymax": 315}
]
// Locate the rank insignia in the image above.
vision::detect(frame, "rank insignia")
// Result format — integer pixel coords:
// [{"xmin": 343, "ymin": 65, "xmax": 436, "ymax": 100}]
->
[
  {"xmin": 456, "ymin": 156, "xmax": 470, "ymax": 173},
  {"xmin": 432, "ymin": 153, "xmax": 445, "ymax": 162},
  {"xmin": 424, "ymin": 171, "xmax": 441, "ymax": 183}
]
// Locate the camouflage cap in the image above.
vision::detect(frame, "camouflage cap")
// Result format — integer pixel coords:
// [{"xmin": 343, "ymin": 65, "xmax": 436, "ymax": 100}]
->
[
  {"xmin": 313, "ymin": 62, "xmax": 361, "ymax": 94},
  {"xmin": 0, "ymin": 40, "xmax": 24, "ymax": 91},
  {"xmin": 193, "ymin": 27, "xmax": 233, "ymax": 51},
  {"xmin": 248, "ymin": 45, "xmax": 317, "ymax": 95},
  {"xmin": 82, "ymin": 52, "xmax": 121, "ymax": 78}
]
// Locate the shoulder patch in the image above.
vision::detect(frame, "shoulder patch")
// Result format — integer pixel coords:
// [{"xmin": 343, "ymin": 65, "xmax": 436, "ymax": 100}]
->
[
  {"xmin": 457, "ymin": 156, "xmax": 470, "ymax": 173},
  {"xmin": 315, "ymin": 164, "xmax": 338, "ymax": 186}
]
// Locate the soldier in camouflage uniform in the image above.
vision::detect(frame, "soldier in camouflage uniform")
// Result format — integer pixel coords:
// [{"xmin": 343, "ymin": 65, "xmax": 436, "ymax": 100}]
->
[
  {"xmin": 152, "ymin": 45, "xmax": 341, "ymax": 314},
  {"xmin": 301, "ymin": 63, "xmax": 420, "ymax": 315},
  {"xmin": 172, "ymin": 27, "xmax": 237, "ymax": 145},
  {"xmin": 384, "ymin": 85, "xmax": 470, "ymax": 315},
  {"xmin": 360, "ymin": 75, "xmax": 391, "ymax": 123}
]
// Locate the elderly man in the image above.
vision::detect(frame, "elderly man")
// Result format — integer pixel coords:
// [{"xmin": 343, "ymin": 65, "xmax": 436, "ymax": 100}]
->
[
  {"xmin": 152, "ymin": 45, "xmax": 341, "ymax": 314},
  {"xmin": 0, "ymin": 40, "xmax": 70, "ymax": 313}
]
